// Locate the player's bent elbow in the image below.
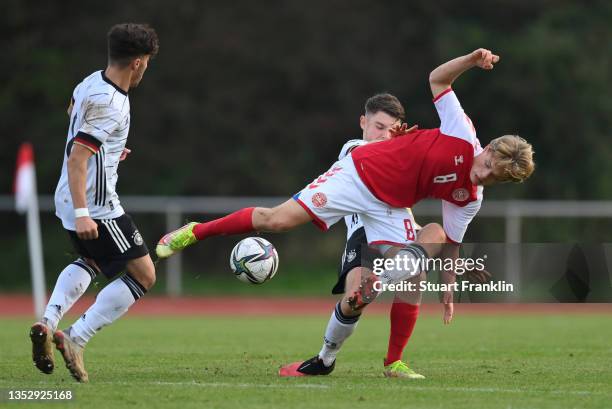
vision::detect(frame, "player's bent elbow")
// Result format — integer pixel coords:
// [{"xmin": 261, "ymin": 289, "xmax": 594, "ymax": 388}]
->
[{"xmin": 428, "ymin": 73, "xmax": 450, "ymax": 98}]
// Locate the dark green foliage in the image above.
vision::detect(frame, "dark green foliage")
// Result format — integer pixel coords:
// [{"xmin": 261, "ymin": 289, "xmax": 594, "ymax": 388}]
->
[{"xmin": 2, "ymin": 1, "xmax": 610, "ymax": 199}]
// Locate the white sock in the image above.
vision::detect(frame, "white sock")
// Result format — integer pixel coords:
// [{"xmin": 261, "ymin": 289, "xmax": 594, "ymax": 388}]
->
[
  {"xmin": 42, "ymin": 259, "xmax": 96, "ymax": 332},
  {"xmin": 379, "ymin": 245, "xmax": 428, "ymax": 285},
  {"xmin": 318, "ymin": 302, "xmax": 360, "ymax": 367},
  {"xmin": 69, "ymin": 274, "xmax": 146, "ymax": 347}
]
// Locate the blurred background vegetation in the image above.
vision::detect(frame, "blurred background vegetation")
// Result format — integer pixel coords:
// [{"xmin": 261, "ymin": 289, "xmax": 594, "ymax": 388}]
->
[{"xmin": 2, "ymin": 0, "xmax": 611, "ymax": 293}]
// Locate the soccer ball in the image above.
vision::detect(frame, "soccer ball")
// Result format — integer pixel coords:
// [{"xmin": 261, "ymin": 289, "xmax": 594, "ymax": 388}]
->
[{"xmin": 230, "ymin": 237, "xmax": 279, "ymax": 284}]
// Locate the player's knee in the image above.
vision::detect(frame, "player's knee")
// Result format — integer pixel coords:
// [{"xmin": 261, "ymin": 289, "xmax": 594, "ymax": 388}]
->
[
  {"xmin": 254, "ymin": 207, "xmax": 284, "ymax": 231},
  {"xmin": 141, "ymin": 265, "xmax": 156, "ymax": 289},
  {"xmin": 129, "ymin": 259, "xmax": 156, "ymax": 290}
]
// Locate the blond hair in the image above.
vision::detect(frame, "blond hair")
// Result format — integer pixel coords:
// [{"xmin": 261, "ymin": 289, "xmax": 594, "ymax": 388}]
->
[{"xmin": 489, "ymin": 135, "xmax": 535, "ymax": 183}]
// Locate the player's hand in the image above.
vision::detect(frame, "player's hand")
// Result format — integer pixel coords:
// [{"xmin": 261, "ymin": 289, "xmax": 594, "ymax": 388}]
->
[
  {"xmin": 76, "ymin": 216, "xmax": 99, "ymax": 240},
  {"xmin": 119, "ymin": 148, "xmax": 132, "ymax": 162},
  {"xmin": 443, "ymin": 302, "xmax": 454, "ymax": 325},
  {"xmin": 389, "ymin": 123, "xmax": 418, "ymax": 138},
  {"xmin": 470, "ymin": 48, "xmax": 500, "ymax": 70}
]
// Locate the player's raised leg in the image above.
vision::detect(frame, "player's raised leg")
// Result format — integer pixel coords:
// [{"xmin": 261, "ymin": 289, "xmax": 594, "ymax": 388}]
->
[
  {"xmin": 156, "ymin": 198, "xmax": 313, "ymax": 258},
  {"xmin": 54, "ymin": 254, "xmax": 155, "ymax": 383},
  {"xmin": 30, "ymin": 258, "xmax": 98, "ymax": 375}
]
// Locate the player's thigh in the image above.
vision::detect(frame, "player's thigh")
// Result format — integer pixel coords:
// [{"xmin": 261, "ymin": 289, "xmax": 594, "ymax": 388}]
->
[
  {"xmin": 125, "ymin": 254, "xmax": 156, "ymax": 289},
  {"xmin": 293, "ymin": 158, "xmax": 371, "ymax": 231}
]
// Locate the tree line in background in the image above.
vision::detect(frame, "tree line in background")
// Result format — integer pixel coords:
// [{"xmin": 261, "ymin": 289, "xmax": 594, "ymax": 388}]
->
[
  {"xmin": 2, "ymin": 0, "xmax": 610, "ymax": 200},
  {"xmin": 1, "ymin": 1, "xmax": 612, "ymax": 288}
]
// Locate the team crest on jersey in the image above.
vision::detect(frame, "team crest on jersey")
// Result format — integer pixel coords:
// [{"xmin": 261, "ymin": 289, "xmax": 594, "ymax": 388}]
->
[
  {"xmin": 346, "ymin": 249, "xmax": 357, "ymax": 263},
  {"xmin": 454, "ymin": 155, "xmax": 464, "ymax": 166},
  {"xmin": 452, "ymin": 188, "xmax": 469, "ymax": 202},
  {"xmin": 132, "ymin": 231, "xmax": 144, "ymax": 246},
  {"xmin": 312, "ymin": 192, "xmax": 327, "ymax": 208}
]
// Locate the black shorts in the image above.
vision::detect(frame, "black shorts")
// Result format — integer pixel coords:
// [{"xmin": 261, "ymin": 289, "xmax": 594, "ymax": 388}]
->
[
  {"xmin": 67, "ymin": 213, "xmax": 149, "ymax": 279},
  {"xmin": 332, "ymin": 227, "xmax": 378, "ymax": 294}
]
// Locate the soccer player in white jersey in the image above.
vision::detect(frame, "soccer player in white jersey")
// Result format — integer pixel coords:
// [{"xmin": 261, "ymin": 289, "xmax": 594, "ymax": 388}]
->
[
  {"xmin": 157, "ymin": 48, "xmax": 535, "ymax": 375},
  {"xmin": 29, "ymin": 23, "xmax": 159, "ymax": 383},
  {"xmin": 278, "ymin": 94, "xmax": 431, "ymax": 378}
]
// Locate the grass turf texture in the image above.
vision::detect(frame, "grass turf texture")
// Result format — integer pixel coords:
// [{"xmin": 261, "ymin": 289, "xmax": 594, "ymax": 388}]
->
[{"xmin": 1, "ymin": 314, "xmax": 610, "ymax": 409}]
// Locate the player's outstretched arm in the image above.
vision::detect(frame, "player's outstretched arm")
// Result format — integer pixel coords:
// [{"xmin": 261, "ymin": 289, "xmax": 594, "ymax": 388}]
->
[{"xmin": 429, "ymin": 48, "xmax": 500, "ymax": 99}]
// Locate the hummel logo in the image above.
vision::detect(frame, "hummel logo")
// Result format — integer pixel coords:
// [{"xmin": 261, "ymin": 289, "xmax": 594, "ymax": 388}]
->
[{"xmin": 454, "ymin": 155, "xmax": 464, "ymax": 166}]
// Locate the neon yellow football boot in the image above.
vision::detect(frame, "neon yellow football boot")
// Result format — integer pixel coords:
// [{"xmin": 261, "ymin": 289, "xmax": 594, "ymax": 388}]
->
[
  {"xmin": 155, "ymin": 222, "xmax": 198, "ymax": 259},
  {"xmin": 383, "ymin": 360, "xmax": 426, "ymax": 379}
]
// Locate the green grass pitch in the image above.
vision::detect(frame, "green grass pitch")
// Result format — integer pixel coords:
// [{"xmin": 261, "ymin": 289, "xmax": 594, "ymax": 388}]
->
[{"xmin": 1, "ymin": 313, "xmax": 611, "ymax": 408}]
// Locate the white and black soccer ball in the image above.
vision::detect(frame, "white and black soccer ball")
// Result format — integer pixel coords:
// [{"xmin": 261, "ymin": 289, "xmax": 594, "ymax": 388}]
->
[{"xmin": 230, "ymin": 237, "xmax": 279, "ymax": 284}]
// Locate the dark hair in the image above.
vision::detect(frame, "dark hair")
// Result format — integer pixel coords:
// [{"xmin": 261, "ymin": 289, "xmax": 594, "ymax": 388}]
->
[
  {"xmin": 107, "ymin": 23, "xmax": 159, "ymax": 66},
  {"xmin": 365, "ymin": 93, "xmax": 405, "ymax": 121}
]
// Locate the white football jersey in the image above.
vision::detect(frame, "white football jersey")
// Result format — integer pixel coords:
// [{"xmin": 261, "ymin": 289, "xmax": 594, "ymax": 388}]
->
[
  {"xmin": 338, "ymin": 139, "xmax": 368, "ymax": 239},
  {"xmin": 54, "ymin": 70, "xmax": 130, "ymax": 230}
]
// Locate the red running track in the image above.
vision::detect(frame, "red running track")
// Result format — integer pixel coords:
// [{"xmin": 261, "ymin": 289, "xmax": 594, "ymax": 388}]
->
[{"xmin": 0, "ymin": 294, "xmax": 610, "ymax": 317}]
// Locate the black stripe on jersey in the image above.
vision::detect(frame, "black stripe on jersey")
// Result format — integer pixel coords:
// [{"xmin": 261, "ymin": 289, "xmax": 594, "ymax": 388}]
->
[
  {"xmin": 101, "ymin": 147, "xmax": 107, "ymax": 206},
  {"xmin": 74, "ymin": 131, "xmax": 102, "ymax": 150},
  {"xmin": 94, "ymin": 147, "xmax": 106, "ymax": 206},
  {"xmin": 100, "ymin": 71, "xmax": 128, "ymax": 96},
  {"xmin": 109, "ymin": 90, "xmax": 117, "ymax": 106},
  {"xmin": 70, "ymin": 114, "xmax": 78, "ymax": 138},
  {"xmin": 89, "ymin": 93, "xmax": 109, "ymax": 97},
  {"xmin": 95, "ymin": 150, "xmax": 101, "ymax": 205}
]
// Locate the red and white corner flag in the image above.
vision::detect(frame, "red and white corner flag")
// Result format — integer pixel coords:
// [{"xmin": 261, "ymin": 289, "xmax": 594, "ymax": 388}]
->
[
  {"xmin": 14, "ymin": 142, "xmax": 36, "ymax": 213},
  {"xmin": 14, "ymin": 142, "xmax": 46, "ymax": 318}
]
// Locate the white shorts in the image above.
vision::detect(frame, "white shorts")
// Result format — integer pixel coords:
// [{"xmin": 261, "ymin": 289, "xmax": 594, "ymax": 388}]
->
[{"xmin": 293, "ymin": 155, "xmax": 418, "ymax": 247}]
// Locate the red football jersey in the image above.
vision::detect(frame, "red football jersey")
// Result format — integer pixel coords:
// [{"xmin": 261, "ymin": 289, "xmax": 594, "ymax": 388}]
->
[{"xmin": 351, "ymin": 88, "xmax": 484, "ymax": 243}]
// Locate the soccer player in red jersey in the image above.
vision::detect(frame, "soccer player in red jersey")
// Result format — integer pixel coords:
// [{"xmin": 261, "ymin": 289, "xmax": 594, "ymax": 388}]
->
[
  {"xmin": 157, "ymin": 48, "xmax": 535, "ymax": 375},
  {"xmin": 287, "ymin": 94, "xmax": 430, "ymax": 378}
]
